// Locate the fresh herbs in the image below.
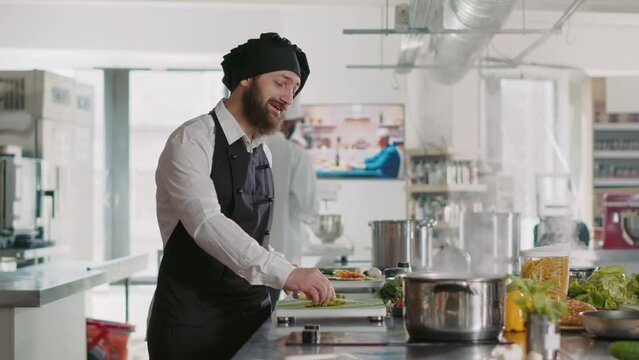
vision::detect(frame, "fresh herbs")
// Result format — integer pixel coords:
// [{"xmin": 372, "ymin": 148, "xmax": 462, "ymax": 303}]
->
[
  {"xmin": 375, "ymin": 277, "xmax": 403, "ymax": 306},
  {"xmin": 305, "ymin": 299, "xmax": 348, "ymax": 308},
  {"xmin": 568, "ymin": 266, "xmax": 639, "ymax": 310},
  {"xmin": 506, "ymin": 275, "xmax": 567, "ymax": 324}
]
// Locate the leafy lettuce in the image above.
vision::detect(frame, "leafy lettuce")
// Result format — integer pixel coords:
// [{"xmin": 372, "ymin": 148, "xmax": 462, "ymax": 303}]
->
[{"xmin": 568, "ymin": 265, "xmax": 639, "ymax": 310}]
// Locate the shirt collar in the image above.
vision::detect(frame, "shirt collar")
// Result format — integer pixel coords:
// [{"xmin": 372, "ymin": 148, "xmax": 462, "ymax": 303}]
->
[{"xmin": 213, "ymin": 99, "xmax": 267, "ymax": 151}]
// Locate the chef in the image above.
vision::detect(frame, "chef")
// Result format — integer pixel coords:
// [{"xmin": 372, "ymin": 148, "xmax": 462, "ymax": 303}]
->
[
  {"xmin": 264, "ymin": 98, "xmax": 319, "ymax": 306},
  {"xmin": 147, "ymin": 33, "xmax": 335, "ymax": 360},
  {"xmin": 351, "ymin": 128, "xmax": 401, "ymax": 178}
]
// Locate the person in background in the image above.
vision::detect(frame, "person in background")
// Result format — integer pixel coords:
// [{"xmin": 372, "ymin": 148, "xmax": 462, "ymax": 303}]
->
[
  {"xmin": 264, "ymin": 98, "xmax": 320, "ymax": 306},
  {"xmin": 147, "ymin": 33, "xmax": 335, "ymax": 360},
  {"xmin": 351, "ymin": 128, "xmax": 401, "ymax": 178}
]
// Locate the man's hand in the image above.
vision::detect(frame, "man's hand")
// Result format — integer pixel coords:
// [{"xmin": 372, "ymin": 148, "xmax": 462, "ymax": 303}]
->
[{"xmin": 284, "ymin": 268, "xmax": 335, "ymax": 305}]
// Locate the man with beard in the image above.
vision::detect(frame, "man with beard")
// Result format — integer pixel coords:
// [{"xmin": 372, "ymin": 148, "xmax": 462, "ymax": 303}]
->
[{"xmin": 147, "ymin": 33, "xmax": 335, "ymax": 360}]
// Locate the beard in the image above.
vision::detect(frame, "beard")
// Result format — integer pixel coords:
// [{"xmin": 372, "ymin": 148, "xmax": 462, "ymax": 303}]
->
[{"xmin": 242, "ymin": 81, "xmax": 284, "ymax": 136}]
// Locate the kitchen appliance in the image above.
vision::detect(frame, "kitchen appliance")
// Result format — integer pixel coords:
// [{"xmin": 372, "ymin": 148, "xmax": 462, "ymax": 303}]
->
[
  {"xmin": 0, "ymin": 154, "xmax": 55, "ymax": 248},
  {"xmin": 569, "ymin": 266, "xmax": 598, "ymax": 283},
  {"xmin": 459, "ymin": 211, "xmax": 520, "ymax": 274},
  {"xmin": 403, "ymin": 272, "xmax": 505, "ymax": 341},
  {"xmin": 311, "ymin": 214, "xmax": 343, "ymax": 243},
  {"xmin": 534, "ymin": 174, "xmax": 588, "ymax": 248},
  {"xmin": 602, "ymin": 193, "xmax": 639, "ymax": 249},
  {"xmin": 369, "ymin": 219, "xmax": 436, "ymax": 271},
  {"xmin": 0, "ymin": 70, "xmax": 94, "ymax": 258}
]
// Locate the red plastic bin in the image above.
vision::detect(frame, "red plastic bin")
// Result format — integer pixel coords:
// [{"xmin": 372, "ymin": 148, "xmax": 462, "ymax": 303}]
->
[{"xmin": 86, "ymin": 318, "xmax": 136, "ymax": 360}]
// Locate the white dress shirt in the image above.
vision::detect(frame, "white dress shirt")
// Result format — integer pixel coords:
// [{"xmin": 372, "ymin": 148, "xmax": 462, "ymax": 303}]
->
[
  {"xmin": 264, "ymin": 132, "xmax": 319, "ymax": 265},
  {"xmin": 155, "ymin": 99, "xmax": 295, "ymax": 289}
]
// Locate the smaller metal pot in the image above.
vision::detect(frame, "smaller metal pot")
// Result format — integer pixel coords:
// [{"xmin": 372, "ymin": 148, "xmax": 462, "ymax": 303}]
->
[{"xmin": 403, "ymin": 272, "xmax": 505, "ymax": 341}]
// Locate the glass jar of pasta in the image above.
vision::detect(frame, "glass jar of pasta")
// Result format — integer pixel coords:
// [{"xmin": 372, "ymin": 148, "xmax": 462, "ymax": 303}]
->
[{"xmin": 520, "ymin": 244, "xmax": 570, "ymax": 299}]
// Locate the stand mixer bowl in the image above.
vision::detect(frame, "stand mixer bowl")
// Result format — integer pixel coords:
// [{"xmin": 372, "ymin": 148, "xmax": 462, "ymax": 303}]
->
[{"xmin": 312, "ymin": 214, "xmax": 343, "ymax": 243}]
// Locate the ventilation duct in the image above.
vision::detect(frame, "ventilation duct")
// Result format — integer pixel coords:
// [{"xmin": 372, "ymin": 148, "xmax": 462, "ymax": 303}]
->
[
  {"xmin": 396, "ymin": 0, "xmax": 438, "ymax": 73},
  {"xmin": 426, "ymin": 0, "xmax": 517, "ymax": 84}
]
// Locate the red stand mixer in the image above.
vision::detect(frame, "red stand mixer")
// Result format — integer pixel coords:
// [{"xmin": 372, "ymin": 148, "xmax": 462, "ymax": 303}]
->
[{"xmin": 602, "ymin": 193, "xmax": 639, "ymax": 249}]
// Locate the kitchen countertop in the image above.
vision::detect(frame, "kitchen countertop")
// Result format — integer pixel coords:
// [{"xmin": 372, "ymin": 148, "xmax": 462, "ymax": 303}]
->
[
  {"xmin": 0, "ymin": 253, "xmax": 147, "ymax": 307},
  {"xmin": 234, "ymin": 315, "xmax": 617, "ymax": 359}
]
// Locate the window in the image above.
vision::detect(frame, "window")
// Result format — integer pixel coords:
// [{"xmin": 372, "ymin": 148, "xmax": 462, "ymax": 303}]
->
[{"xmin": 129, "ymin": 70, "xmax": 224, "ymax": 273}]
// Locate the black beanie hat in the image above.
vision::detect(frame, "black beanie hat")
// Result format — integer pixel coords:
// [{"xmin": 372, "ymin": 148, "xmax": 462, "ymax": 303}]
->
[{"xmin": 221, "ymin": 33, "xmax": 309, "ymax": 98}]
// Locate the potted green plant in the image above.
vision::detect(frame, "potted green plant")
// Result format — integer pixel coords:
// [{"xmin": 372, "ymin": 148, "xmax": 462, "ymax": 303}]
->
[{"xmin": 506, "ymin": 275, "xmax": 567, "ymax": 360}]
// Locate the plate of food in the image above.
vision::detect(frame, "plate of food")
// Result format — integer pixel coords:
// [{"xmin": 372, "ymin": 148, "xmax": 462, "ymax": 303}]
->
[{"xmin": 326, "ymin": 267, "xmax": 383, "ymax": 280}]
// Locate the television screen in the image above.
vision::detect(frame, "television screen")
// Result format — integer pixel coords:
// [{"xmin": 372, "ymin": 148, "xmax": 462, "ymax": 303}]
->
[{"xmin": 296, "ymin": 103, "xmax": 405, "ymax": 179}]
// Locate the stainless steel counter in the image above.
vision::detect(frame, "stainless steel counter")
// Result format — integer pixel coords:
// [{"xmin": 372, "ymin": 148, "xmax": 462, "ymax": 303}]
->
[
  {"xmin": 234, "ymin": 316, "xmax": 617, "ymax": 359},
  {"xmin": 0, "ymin": 244, "xmax": 67, "ymax": 262},
  {"xmin": 0, "ymin": 253, "xmax": 148, "ymax": 307}
]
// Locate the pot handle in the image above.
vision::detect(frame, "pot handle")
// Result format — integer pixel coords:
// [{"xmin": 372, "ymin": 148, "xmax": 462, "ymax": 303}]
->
[
  {"xmin": 418, "ymin": 218, "xmax": 438, "ymax": 228},
  {"xmin": 433, "ymin": 281, "xmax": 475, "ymax": 294}
]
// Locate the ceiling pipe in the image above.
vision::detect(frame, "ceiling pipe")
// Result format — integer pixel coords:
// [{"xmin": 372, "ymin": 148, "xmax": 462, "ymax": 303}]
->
[{"xmin": 425, "ymin": 0, "xmax": 517, "ymax": 84}]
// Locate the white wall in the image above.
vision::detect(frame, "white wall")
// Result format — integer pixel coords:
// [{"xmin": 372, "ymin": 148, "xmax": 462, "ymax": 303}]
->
[
  {"xmin": 0, "ymin": 1, "xmax": 410, "ymax": 264},
  {"xmin": 0, "ymin": 1, "xmax": 406, "ymax": 104},
  {"xmin": 404, "ymin": 68, "xmax": 481, "ymax": 154},
  {"xmin": 402, "ymin": 10, "xmax": 639, "ymax": 156},
  {"xmin": 493, "ymin": 11, "xmax": 639, "ymax": 76},
  {"xmin": 317, "ymin": 179, "xmax": 406, "ymax": 260}
]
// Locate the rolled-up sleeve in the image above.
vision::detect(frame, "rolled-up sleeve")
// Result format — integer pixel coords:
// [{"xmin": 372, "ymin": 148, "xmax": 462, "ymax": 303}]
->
[{"xmin": 156, "ymin": 124, "xmax": 294, "ymax": 289}]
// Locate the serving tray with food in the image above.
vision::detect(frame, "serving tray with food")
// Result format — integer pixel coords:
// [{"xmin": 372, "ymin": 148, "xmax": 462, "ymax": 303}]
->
[{"xmin": 319, "ymin": 267, "xmax": 385, "ymax": 290}]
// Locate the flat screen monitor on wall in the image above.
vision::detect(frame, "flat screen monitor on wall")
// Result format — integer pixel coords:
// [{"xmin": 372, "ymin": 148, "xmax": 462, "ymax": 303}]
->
[{"xmin": 297, "ymin": 103, "xmax": 405, "ymax": 180}]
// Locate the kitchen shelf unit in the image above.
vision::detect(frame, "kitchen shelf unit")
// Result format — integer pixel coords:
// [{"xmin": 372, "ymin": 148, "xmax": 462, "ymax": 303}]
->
[
  {"xmin": 407, "ymin": 184, "xmax": 488, "ymax": 194},
  {"xmin": 594, "ymin": 123, "xmax": 639, "ymax": 131},
  {"xmin": 590, "ymin": 77, "xmax": 639, "ymax": 228},
  {"xmin": 405, "ymin": 149, "xmax": 486, "ymax": 231},
  {"xmin": 593, "ymin": 178, "xmax": 639, "ymax": 187},
  {"xmin": 592, "ymin": 120, "xmax": 639, "ymax": 190},
  {"xmin": 593, "ymin": 150, "xmax": 639, "ymax": 159}
]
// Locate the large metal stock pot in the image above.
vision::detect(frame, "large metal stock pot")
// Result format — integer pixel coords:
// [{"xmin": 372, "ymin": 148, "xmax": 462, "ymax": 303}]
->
[
  {"xmin": 403, "ymin": 272, "xmax": 505, "ymax": 341},
  {"xmin": 369, "ymin": 219, "xmax": 436, "ymax": 271}
]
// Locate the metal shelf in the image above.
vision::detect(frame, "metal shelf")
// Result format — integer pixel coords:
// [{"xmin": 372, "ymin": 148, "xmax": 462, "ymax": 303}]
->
[
  {"xmin": 343, "ymin": 28, "xmax": 552, "ymax": 35},
  {"xmin": 408, "ymin": 184, "xmax": 487, "ymax": 194},
  {"xmin": 594, "ymin": 123, "xmax": 639, "ymax": 131},
  {"xmin": 406, "ymin": 149, "xmax": 477, "ymax": 160},
  {"xmin": 593, "ymin": 178, "xmax": 639, "ymax": 187},
  {"xmin": 307, "ymin": 124, "xmax": 336, "ymax": 129},
  {"xmin": 594, "ymin": 150, "xmax": 639, "ymax": 159}
]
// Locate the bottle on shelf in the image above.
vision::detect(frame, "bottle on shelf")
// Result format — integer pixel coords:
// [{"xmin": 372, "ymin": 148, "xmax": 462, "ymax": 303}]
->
[{"xmin": 335, "ymin": 136, "xmax": 341, "ymax": 166}]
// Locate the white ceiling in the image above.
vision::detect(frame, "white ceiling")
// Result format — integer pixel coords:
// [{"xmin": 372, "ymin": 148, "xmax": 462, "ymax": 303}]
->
[{"xmin": 2, "ymin": 0, "xmax": 639, "ymax": 13}]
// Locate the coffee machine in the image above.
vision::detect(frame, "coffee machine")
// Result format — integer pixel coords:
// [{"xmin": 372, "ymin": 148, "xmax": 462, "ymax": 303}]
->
[{"xmin": 0, "ymin": 151, "xmax": 55, "ymax": 249}]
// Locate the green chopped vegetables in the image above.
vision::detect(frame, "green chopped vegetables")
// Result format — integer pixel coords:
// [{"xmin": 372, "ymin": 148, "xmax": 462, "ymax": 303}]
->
[
  {"xmin": 568, "ymin": 266, "xmax": 639, "ymax": 310},
  {"xmin": 609, "ymin": 341, "xmax": 639, "ymax": 360},
  {"xmin": 305, "ymin": 299, "xmax": 348, "ymax": 308},
  {"xmin": 506, "ymin": 275, "xmax": 567, "ymax": 324},
  {"xmin": 375, "ymin": 277, "xmax": 403, "ymax": 307}
]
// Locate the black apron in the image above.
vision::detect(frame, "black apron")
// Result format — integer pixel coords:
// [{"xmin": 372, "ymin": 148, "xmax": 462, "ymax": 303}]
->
[{"xmin": 147, "ymin": 110, "xmax": 275, "ymax": 360}]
